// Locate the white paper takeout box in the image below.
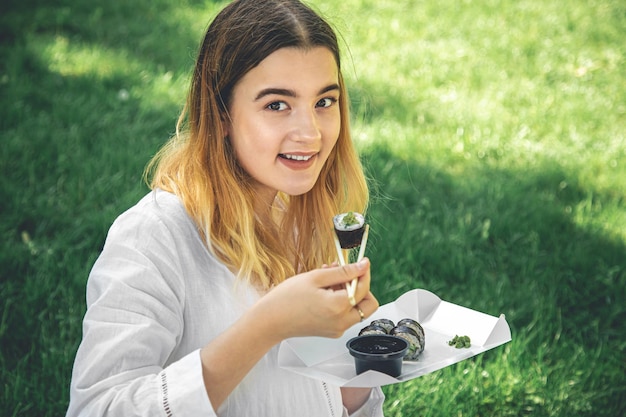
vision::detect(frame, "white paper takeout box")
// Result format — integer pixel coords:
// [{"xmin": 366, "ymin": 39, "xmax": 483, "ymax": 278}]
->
[{"xmin": 278, "ymin": 289, "xmax": 512, "ymax": 387}]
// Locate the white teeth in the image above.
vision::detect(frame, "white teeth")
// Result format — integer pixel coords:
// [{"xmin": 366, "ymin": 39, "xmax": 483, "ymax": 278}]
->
[{"xmin": 282, "ymin": 154, "xmax": 312, "ymax": 161}]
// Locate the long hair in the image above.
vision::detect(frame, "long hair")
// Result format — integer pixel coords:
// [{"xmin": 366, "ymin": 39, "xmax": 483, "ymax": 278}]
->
[{"xmin": 146, "ymin": 0, "xmax": 368, "ymax": 289}]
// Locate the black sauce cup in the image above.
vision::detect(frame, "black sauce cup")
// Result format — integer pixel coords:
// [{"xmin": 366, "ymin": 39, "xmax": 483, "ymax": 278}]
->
[{"xmin": 346, "ymin": 334, "xmax": 409, "ymax": 377}]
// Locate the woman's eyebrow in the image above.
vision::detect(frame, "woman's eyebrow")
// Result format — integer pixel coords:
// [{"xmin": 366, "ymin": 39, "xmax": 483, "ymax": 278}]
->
[
  {"xmin": 254, "ymin": 83, "xmax": 340, "ymax": 101},
  {"xmin": 255, "ymin": 88, "xmax": 296, "ymax": 101},
  {"xmin": 319, "ymin": 83, "xmax": 340, "ymax": 95}
]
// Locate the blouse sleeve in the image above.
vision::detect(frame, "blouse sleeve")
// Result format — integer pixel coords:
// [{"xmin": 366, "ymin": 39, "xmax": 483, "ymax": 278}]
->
[
  {"xmin": 66, "ymin": 207, "xmax": 215, "ymax": 417},
  {"xmin": 342, "ymin": 387, "xmax": 386, "ymax": 417}
]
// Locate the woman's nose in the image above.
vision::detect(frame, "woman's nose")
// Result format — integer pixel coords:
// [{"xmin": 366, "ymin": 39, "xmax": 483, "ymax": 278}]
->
[{"xmin": 291, "ymin": 109, "xmax": 321, "ymax": 142}]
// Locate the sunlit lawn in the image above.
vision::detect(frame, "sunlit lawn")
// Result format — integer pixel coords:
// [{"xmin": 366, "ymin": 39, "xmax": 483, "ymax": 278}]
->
[{"xmin": 1, "ymin": 0, "xmax": 625, "ymax": 416}]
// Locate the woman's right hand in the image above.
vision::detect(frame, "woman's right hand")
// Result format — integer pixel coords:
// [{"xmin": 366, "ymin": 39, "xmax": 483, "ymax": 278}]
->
[
  {"xmin": 200, "ymin": 258, "xmax": 378, "ymax": 410},
  {"xmin": 254, "ymin": 257, "xmax": 379, "ymax": 342}
]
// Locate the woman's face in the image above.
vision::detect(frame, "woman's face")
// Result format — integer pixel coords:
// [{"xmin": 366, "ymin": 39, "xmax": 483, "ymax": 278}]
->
[{"xmin": 225, "ymin": 46, "xmax": 341, "ymax": 205}]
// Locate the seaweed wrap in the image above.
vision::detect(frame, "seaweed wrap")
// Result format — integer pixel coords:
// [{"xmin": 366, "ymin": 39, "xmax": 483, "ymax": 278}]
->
[
  {"xmin": 358, "ymin": 324, "xmax": 388, "ymax": 336},
  {"xmin": 333, "ymin": 212, "xmax": 366, "ymax": 249},
  {"xmin": 397, "ymin": 318, "xmax": 425, "ymax": 349},
  {"xmin": 370, "ymin": 318, "xmax": 395, "ymax": 333},
  {"xmin": 390, "ymin": 325, "xmax": 424, "ymax": 360}
]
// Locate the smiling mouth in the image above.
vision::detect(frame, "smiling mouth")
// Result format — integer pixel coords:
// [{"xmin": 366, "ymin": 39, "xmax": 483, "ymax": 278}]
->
[{"xmin": 279, "ymin": 153, "xmax": 314, "ymax": 161}]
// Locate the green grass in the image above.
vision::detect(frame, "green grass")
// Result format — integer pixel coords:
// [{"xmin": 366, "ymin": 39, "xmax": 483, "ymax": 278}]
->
[{"xmin": 1, "ymin": 0, "xmax": 625, "ymax": 416}]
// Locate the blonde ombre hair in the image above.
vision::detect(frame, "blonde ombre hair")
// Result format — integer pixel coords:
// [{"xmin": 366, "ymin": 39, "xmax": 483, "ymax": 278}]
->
[{"xmin": 146, "ymin": 0, "xmax": 368, "ymax": 289}]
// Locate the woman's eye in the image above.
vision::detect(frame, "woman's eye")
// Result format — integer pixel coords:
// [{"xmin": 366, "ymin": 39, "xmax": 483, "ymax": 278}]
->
[
  {"xmin": 316, "ymin": 97, "xmax": 336, "ymax": 108},
  {"xmin": 267, "ymin": 101, "xmax": 288, "ymax": 111}
]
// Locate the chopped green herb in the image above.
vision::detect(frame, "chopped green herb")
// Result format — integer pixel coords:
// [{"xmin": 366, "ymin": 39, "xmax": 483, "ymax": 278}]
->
[
  {"xmin": 342, "ymin": 212, "xmax": 358, "ymax": 226},
  {"xmin": 448, "ymin": 335, "xmax": 471, "ymax": 349}
]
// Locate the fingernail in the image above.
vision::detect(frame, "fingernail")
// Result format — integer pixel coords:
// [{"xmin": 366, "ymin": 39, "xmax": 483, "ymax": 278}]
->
[{"xmin": 357, "ymin": 258, "xmax": 368, "ymax": 268}]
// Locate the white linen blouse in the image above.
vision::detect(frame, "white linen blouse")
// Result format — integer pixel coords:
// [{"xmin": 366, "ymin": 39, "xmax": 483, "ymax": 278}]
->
[{"xmin": 66, "ymin": 189, "xmax": 384, "ymax": 417}]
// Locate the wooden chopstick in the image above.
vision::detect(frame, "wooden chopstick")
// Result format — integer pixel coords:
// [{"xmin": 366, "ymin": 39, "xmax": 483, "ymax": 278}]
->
[
  {"xmin": 356, "ymin": 224, "xmax": 370, "ymax": 263},
  {"xmin": 347, "ymin": 224, "xmax": 369, "ymax": 303}
]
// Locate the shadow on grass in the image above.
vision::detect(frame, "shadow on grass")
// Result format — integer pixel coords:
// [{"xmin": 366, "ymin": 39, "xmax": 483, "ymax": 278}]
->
[
  {"xmin": 1, "ymin": 0, "xmax": 219, "ymax": 65},
  {"xmin": 363, "ymin": 143, "xmax": 626, "ymax": 416},
  {"xmin": 1, "ymin": 3, "xmax": 211, "ymax": 415},
  {"xmin": 363, "ymin": 143, "xmax": 625, "ymax": 350}
]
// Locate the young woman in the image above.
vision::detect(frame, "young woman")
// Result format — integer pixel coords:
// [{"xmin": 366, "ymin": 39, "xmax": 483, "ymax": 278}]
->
[{"xmin": 66, "ymin": 1, "xmax": 383, "ymax": 416}]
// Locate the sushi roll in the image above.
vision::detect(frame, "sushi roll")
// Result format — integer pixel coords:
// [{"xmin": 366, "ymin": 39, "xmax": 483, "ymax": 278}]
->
[
  {"xmin": 390, "ymin": 325, "xmax": 424, "ymax": 360},
  {"xmin": 358, "ymin": 324, "xmax": 388, "ymax": 336},
  {"xmin": 397, "ymin": 318, "xmax": 425, "ymax": 349},
  {"xmin": 370, "ymin": 318, "xmax": 395, "ymax": 334},
  {"xmin": 333, "ymin": 212, "xmax": 366, "ymax": 249}
]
